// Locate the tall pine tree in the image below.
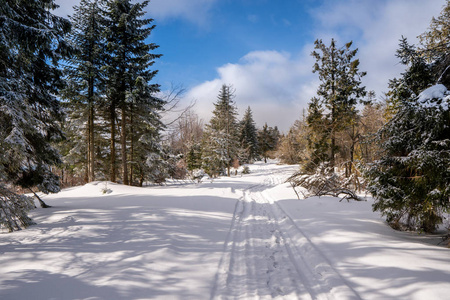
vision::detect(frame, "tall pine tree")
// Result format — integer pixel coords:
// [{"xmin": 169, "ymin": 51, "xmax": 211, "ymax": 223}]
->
[
  {"xmin": 202, "ymin": 85, "xmax": 239, "ymax": 177},
  {"xmin": 308, "ymin": 39, "xmax": 367, "ymax": 170},
  {"xmin": 239, "ymin": 106, "xmax": 259, "ymax": 163},
  {"xmin": 0, "ymin": 0, "xmax": 71, "ymax": 200},
  {"xmin": 103, "ymin": 0, "xmax": 162, "ymax": 184},
  {"xmin": 64, "ymin": 0, "xmax": 106, "ymax": 183},
  {"xmin": 0, "ymin": 0, "xmax": 71, "ymax": 229}
]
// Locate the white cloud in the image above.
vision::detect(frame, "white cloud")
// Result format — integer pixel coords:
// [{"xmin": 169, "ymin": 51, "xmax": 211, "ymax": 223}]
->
[{"xmin": 186, "ymin": 49, "xmax": 318, "ymax": 132}]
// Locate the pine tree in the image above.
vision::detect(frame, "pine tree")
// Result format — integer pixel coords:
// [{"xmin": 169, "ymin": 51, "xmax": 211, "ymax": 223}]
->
[
  {"xmin": 186, "ymin": 143, "xmax": 203, "ymax": 171},
  {"xmin": 366, "ymin": 3, "xmax": 450, "ymax": 232},
  {"xmin": 202, "ymin": 85, "xmax": 239, "ymax": 177},
  {"xmin": 0, "ymin": 0, "xmax": 71, "ymax": 211},
  {"xmin": 258, "ymin": 123, "xmax": 279, "ymax": 163},
  {"xmin": 366, "ymin": 84, "xmax": 450, "ymax": 232},
  {"xmin": 128, "ymin": 76, "xmax": 165, "ymax": 185},
  {"xmin": 310, "ymin": 39, "xmax": 367, "ymax": 169},
  {"xmin": 304, "ymin": 97, "xmax": 330, "ymax": 172},
  {"xmin": 64, "ymin": 0, "xmax": 106, "ymax": 183},
  {"xmin": 103, "ymin": 0, "xmax": 162, "ymax": 184},
  {"xmin": 239, "ymin": 106, "xmax": 259, "ymax": 163},
  {"xmin": 385, "ymin": 37, "xmax": 433, "ymax": 116}
]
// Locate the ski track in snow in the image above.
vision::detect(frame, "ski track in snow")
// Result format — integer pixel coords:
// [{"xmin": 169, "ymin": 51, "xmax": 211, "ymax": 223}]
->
[
  {"xmin": 211, "ymin": 167, "xmax": 360, "ymax": 300},
  {"xmin": 2, "ymin": 162, "xmax": 449, "ymax": 299}
]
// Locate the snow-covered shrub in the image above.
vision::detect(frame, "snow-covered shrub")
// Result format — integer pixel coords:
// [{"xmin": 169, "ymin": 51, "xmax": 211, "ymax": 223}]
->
[
  {"xmin": 189, "ymin": 169, "xmax": 207, "ymax": 183},
  {"xmin": 0, "ymin": 186, "xmax": 35, "ymax": 232}
]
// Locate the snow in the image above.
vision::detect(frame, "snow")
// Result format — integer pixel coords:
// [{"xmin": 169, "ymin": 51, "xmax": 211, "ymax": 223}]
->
[
  {"xmin": 1, "ymin": 162, "xmax": 449, "ymax": 299},
  {"xmin": 417, "ymin": 84, "xmax": 450, "ymax": 109}
]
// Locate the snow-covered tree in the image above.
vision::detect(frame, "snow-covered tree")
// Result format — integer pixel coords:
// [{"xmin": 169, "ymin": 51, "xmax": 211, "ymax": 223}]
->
[
  {"xmin": 0, "ymin": 0, "xmax": 71, "ymax": 211},
  {"xmin": 366, "ymin": 85, "xmax": 450, "ymax": 232},
  {"xmin": 366, "ymin": 4, "xmax": 450, "ymax": 232},
  {"xmin": 202, "ymin": 85, "xmax": 239, "ymax": 177},
  {"xmin": 128, "ymin": 76, "xmax": 166, "ymax": 186},
  {"xmin": 239, "ymin": 106, "xmax": 259, "ymax": 163}
]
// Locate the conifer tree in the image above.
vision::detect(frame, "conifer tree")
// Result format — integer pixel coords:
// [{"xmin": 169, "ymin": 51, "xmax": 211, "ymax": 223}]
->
[
  {"xmin": 64, "ymin": 0, "xmax": 106, "ymax": 183},
  {"xmin": 365, "ymin": 3, "xmax": 450, "ymax": 232},
  {"xmin": 258, "ymin": 124, "xmax": 279, "ymax": 163},
  {"xmin": 103, "ymin": 0, "xmax": 162, "ymax": 184},
  {"xmin": 309, "ymin": 39, "xmax": 367, "ymax": 169},
  {"xmin": 239, "ymin": 106, "xmax": 259, "ymax": 163},
  {"xmin": 304, "ymin": 97, "xmax": 329, "ymax": 172},
  {"xmin": 202, "ymin": 85, "xmax": 239, "ymax": 177},
  {"xmin": 0, "ymin": 0, "xmax": 71, "ymax": 211},
  {"xmin": 127, "ymin": 76, "xmax": 165, "ymax": 185},
  {"xmin": 186, "ymin": 143, "xmax": 203, "ymax": 171}
]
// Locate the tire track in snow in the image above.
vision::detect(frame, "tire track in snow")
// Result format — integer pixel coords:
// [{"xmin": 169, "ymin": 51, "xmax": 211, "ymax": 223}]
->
[{"xmin": 211, "ymin": 167, "xmax": 361, "ymax": 300}]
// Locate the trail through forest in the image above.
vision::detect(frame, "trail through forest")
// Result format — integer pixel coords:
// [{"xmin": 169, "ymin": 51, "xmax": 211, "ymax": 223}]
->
[{"xmin": 0, "ymin": 162, "xmax": 449, "ymax": 299}]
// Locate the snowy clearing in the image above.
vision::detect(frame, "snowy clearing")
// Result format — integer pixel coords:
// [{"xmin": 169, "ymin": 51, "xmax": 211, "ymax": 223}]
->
[{"xmin": 0, "ymin": 162, "xmax": 449, "ymax": 300}]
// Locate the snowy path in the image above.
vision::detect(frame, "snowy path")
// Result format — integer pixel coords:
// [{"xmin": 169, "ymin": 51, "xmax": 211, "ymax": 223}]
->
[
  {"xmin": 1, "ymin": 162, "xmax": 449, "ymax": 300},
  {"xmin": 211, "ymin": 169, "xmax": 360, "ymax": 300}
]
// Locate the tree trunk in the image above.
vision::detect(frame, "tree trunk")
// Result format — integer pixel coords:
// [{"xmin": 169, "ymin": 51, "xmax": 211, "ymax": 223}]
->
[
  {"xmin": 29, "ymin": 189, "xmax": 51, "ymax": 208},
  {"xmin": 88, "ymin": 78, "xmax": 95, "ymax": 182},
  {"xmin": 330, "ymin": 41, "xmax": 336, "ymax": 169},
  {"xmin": 121, "ymin": 106, "xmax": 129, "ymax": 185},
  {"xmin": 110, "ymin": 103, "xmax": 116, "ymax": 183},
  {"xmin": 129, "ymin": 108, "xmax": 134, "ymax": 185}
]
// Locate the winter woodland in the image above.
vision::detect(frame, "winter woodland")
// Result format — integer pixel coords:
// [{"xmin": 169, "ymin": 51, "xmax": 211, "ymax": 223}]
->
[{"xmin": 0, "ymin": 0, "xmax": 449, "ymax": 299}]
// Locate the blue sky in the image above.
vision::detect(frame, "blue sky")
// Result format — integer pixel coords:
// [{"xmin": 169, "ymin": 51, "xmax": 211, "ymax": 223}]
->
[{"xmin": 55, "ymin": 0, "xmax": 447, "ymax": 132}]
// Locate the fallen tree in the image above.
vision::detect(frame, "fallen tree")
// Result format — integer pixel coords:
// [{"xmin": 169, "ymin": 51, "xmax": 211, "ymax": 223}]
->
[{"xmin": 287, "ymin": 162, "xmax": 364, "ymax": 202}]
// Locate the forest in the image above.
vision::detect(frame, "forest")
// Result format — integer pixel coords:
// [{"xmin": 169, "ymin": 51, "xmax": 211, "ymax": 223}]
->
[{"xmin": 0, "ymin": 0, "xmax": 449, "ymax": 235}]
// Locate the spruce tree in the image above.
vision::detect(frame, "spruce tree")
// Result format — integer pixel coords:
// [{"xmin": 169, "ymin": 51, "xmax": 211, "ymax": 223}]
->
[
  {"xmin": 127, "ymin": 76, "xmax": 165, "ymax": 185},
  {"xmin": 103, "ymin": 0, "xmax": 162, "ymax": 184},
  {"xmin": 310, "ymin": 39, "xmax": 367, "ymax": 169},
  {"xmin": 304, "ymin": 97, "xmax": 329, "ymax": 172},
  {"xmin": 0, "ymin": 0, "xmax": 71, "ymax": 211},
  {"xmin": 202, "ymin": 85, "xmax": 239, "ymax": 177},
  {"xmin": 239, "ymin": 106, "xmax": 259, "ymax": 163},
  {"xmin": 186, "ymin": 143, "xmax": 203, "ymax": 171},
  {"xmin": 64, "ymin": 0, "xmax": 106, "ymax": 183},
  {"xmin": 366, "ymin": 3, "xmax": 450, "ymax": 232},
  {"xmin": 366, "ymin": 84, "xmax": 449, "ymax": 232},
  {"xmin": 258, "ymin": 123, "xmax": 279, "ymax": 163}
]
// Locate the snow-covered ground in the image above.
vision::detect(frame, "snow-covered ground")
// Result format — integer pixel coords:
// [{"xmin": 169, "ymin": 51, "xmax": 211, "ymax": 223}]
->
[{"xmin": 0, "ymin": 162, "xmax": 449, "ymax": 299}]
